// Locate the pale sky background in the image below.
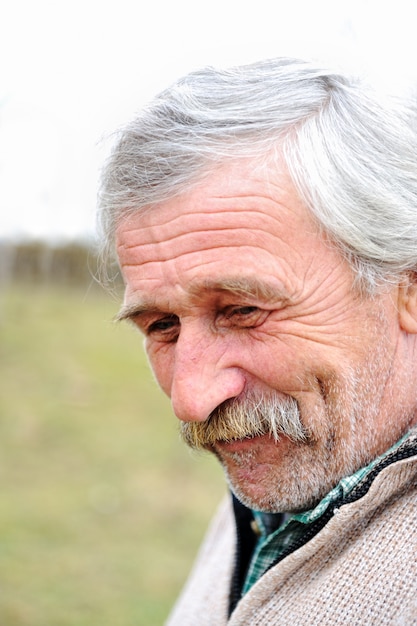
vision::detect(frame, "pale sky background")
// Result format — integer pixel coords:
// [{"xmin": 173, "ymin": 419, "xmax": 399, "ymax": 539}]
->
[{"xmin": 1, "ymin": 0, "xmax": 416, "ymax": 241}]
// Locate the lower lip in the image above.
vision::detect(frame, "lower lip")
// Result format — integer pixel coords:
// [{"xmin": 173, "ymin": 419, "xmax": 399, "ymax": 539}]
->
[{"xmin": 215, "ymin": 434, "xmax": 272, "ymax": 453}]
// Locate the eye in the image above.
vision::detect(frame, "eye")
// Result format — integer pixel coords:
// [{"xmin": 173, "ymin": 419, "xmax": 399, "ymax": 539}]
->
[
  {"xmin": 146, "ymin": 315, "xmax": 180, "ymax": 341},
  {"xmin": 221, "ymin": 305, "xmax": 267, "ymax": 328},
  {"xmin": 227, "ymin": 306, "xmax": 258, "ymax": 318}
]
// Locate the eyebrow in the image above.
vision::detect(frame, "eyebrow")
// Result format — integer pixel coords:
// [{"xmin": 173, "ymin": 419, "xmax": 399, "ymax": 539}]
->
[
  {"xmin": 115, "ymin": 277, "xmax": 292, "ymax": 323},
  {"xmin": 190, "ymin": 277, "xmax": 291, "ymax": 303},
  {"xmin": 115, "ymin": 300, "xmax": 157, "ymax": 323}
]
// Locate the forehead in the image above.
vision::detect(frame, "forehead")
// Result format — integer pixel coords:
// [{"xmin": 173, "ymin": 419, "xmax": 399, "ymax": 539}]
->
[
  {"xmin": 115, "ymin": 161, "xmax": 332, "ymax": 306},
  {"xmin": 117, "ymin": 161, "xmax": 317, "ymax": 250}
]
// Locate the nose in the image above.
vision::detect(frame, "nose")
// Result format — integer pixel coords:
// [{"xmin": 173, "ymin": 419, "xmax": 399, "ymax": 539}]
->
[{"xmin": 169, "ymin": 323, "xmax": 246, "ymax": 423}]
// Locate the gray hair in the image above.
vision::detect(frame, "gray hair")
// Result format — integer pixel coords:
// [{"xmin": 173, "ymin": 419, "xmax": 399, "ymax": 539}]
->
[{"xmin": 98, "ymin": 57, "xmax": 417, "ymax": 290}]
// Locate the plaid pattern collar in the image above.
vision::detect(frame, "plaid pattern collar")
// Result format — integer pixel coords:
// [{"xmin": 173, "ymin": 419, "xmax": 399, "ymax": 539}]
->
[{"xmin": 242, "ymin": 432, "xmax": 411, "ymax": 595}]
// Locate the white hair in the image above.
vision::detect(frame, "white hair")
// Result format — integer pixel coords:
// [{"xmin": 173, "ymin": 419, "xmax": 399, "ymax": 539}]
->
[{"xmin": 98, "ymin": 57, "xmax": 417, "ymax": 291}]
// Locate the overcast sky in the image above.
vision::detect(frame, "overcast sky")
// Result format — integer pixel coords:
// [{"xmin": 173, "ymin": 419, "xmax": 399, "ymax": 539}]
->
[{"xmin": 1, "ymin": 0, "xmax": 416, "ymax": 240}]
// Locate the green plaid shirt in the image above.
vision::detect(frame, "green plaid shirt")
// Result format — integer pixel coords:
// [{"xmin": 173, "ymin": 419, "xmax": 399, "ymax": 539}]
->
[{"xmin": 242, "ymin": 434, "xmax": 409, "ymax": 595}]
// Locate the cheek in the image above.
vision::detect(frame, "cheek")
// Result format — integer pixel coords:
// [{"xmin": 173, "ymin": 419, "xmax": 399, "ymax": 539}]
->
[
  {"xmin": 146, "ymin": 341, "xmax": 175, "ymax": 396},
  {"xmin": 237, "ymin": 336, "xmax": 315, "ymax": 389}
]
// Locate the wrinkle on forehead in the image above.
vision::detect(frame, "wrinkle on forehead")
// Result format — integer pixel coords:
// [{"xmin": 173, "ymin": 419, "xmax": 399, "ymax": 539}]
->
[
  {"xmin": 115, "ymin": 168, "xmax": 311, "ymax": 248},
  {"xmin": 117, "ymin": 207, "xmax": 299, "ymax": 254}
]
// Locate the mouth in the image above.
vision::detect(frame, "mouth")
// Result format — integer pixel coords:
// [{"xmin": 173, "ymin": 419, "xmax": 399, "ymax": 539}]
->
[{"xmin": 213, "ymin": 433, "xmax": 282, "ymax": 453}]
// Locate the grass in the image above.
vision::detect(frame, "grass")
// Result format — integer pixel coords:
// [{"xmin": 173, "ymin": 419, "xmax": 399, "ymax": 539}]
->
[{"xmin": 0, "ymin": 283, "xmax": 225, "ymax": 625}]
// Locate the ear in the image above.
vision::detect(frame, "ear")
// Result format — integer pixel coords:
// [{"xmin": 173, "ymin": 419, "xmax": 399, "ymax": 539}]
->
[{"xmin": 398, "ymin": 275, "xmax": 417, "ymax": 333}]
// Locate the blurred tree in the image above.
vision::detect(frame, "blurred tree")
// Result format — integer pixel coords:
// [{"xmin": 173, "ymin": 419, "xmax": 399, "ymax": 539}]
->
[{"xmin": 0, "ymin": 240, "xmax": 119, "ymax": 287}]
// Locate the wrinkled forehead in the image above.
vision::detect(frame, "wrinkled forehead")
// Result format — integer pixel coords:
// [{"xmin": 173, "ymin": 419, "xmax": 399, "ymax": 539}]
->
[
  {"xmin": 115, "ymin": 161, "xmax": 317, "ymax": 252},
  {"xmin": 116, "ymin": 157, "xmax": 310, "ymax": 228}
]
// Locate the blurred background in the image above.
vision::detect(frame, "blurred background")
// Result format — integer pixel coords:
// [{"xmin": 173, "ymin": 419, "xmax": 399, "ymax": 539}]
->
[{"xmin": 1, "ymin": 0, "xmax": 416, "ymax": 624}]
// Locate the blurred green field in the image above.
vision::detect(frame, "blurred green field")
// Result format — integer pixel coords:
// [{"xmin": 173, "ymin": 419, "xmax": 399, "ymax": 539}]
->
[{"xmin": 0, "ymin": 283, "xmax": 225, "ymax": 626}]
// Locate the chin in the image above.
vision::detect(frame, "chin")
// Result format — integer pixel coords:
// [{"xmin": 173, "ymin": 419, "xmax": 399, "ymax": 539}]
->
[
  {"xmin": 228, "ymin": 479, "xmax": 323, "ymax": 514},
  {"xmin": 218, "ymin": 448, "xmax": 350, "ymax": 513}
]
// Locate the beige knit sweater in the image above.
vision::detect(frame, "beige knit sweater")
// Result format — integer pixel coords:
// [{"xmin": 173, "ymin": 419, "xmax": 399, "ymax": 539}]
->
[{"xmin": 167, "ymin": 444, "xmax": 417, "ymax": 625}]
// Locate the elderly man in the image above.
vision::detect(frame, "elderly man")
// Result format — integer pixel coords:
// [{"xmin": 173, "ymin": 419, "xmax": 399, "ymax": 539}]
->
[{"xmin": 98, "ymin": 58, "xmax": 417, "ymax": 624}]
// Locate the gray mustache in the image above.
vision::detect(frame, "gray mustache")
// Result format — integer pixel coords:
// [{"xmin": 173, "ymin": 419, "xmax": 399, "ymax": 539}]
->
[{"xmin": 180, "ymin": 393, "xmax": 307, "ymax": 450}]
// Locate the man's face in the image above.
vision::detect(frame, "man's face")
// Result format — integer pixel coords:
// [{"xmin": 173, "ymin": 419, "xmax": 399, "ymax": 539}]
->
[{"xmin": 116, "ymin": 161, "xmax": 409, "ymax": 513}]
